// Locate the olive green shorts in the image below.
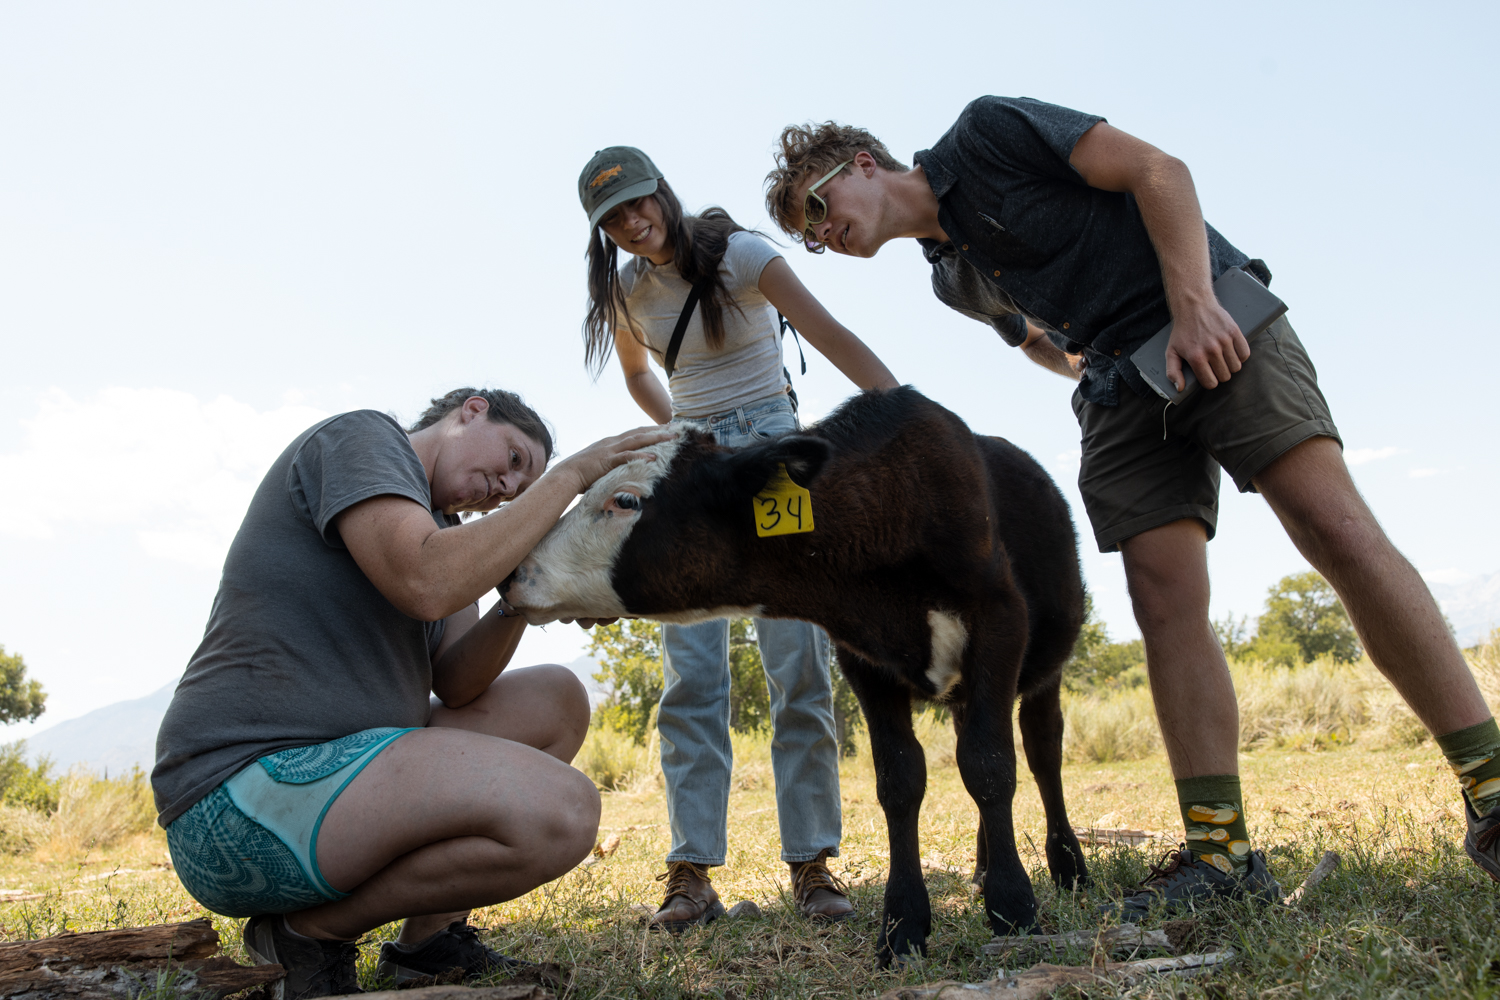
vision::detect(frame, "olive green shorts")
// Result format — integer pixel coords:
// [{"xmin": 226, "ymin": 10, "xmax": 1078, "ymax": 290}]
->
[{"xmin": 1071, "ymin": 317, "xmax": 1342, "ymax": 553}]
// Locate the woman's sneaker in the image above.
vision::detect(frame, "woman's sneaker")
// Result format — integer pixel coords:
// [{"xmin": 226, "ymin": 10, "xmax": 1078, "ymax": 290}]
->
[
  {"xmin": 374, "ymin": 921, "xmax": 530, "ymax": 985},
  {"xmin": 1464, "ymin": 798, "xmax": 1500, "ymax": 882},
  {"xmin": 243, "ymin": 914, "xmax": 362, "ymax": 999},
  {"xmin": 1100, "ymin": 847, "xmax": 1282, "ymax": 923}
]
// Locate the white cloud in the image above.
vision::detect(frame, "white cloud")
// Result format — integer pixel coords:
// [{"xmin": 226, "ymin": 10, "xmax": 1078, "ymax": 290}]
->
[
  {"xmin": 1055, "ymin": 449, "xmax": 1082, "ymax": 466},
  {"xmin": 1409, "ymin": 468, "xmax": 1446, "ymax": 479},
  {"xmin": 0, "ymin": 388, "xmax": 328, "ymax": 569},
  {"xmin": 1346, "ymin": 446, "xmax": 1403, "ymax": 466}
]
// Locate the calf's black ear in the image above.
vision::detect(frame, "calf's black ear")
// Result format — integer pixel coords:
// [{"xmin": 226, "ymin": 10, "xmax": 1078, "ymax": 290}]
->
[{"xmin": 726, "ymin": 435, "xmax": 832, "ymax": 493}]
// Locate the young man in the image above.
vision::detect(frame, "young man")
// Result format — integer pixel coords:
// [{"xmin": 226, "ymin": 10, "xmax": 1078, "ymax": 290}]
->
[
  {"xmin": 764, "ymin": 98, "xmax": 1498, "ymax": 917},
  {"xmin": 153, "ymin": 388, "xmax": 669, "ymax": 996}
]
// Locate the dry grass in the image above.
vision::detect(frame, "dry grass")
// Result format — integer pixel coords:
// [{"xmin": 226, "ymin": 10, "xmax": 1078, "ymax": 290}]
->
[
  {"xmin": 4, "ymin": 635, "xmax": 1499, "ymax": 996},
  {"xmin": 2, "ymin": 735, "xmax": 1494, "ymax": 998}
]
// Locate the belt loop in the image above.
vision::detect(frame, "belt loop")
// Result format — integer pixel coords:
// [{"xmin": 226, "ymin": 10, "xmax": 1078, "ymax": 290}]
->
[{"xmin": 735, "ymin": 406, "xmax": 748, "ymax": 435}]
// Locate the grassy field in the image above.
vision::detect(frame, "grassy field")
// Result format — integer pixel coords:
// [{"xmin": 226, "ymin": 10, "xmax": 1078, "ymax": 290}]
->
[{"xmin": 4, "ymin": 716, "xmax": 1500, "ymax": 999}]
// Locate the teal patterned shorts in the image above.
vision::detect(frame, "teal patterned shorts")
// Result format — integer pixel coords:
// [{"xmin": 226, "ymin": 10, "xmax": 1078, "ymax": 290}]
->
[{"xmin": 166, "ymin": 727, "xmax": 417, "ymax": 917}]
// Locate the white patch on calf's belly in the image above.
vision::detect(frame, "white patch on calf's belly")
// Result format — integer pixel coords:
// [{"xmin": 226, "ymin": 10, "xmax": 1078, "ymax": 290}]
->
[
  {"xmin": 926, "ymin": 610, "xmax": 968, "ymax": 698},
  {"xmin": 648, "ymin": 605, "xmax": 766, "ymax": 625}
]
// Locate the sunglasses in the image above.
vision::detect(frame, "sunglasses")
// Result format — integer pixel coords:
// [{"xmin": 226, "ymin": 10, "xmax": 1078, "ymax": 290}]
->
[{"xmin": 801, "ymin": 159, "xmax": 852, "ymax": 253}]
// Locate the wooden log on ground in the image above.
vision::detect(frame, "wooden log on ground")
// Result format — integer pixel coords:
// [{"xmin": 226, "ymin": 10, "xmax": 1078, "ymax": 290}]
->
[
  {"xmin": 877, "ymin": 948, "xmax": 1236, "ymax": 999},
  {"xmin": 361, "ymin": 985, "xmax": 553, "ymax": 1000},
  {"xmin": 984, "ymin": 918, "xmax": 1201, "ymax": 956},
  {"xmin": 0, "ymin": 919, "xmax": 284, "ymax": 1000}
]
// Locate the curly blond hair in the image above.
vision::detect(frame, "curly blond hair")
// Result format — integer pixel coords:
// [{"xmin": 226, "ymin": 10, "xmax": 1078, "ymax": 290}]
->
[{"xmin": 764, "ymin": 122, "xmax": 908, "ymax": 239}]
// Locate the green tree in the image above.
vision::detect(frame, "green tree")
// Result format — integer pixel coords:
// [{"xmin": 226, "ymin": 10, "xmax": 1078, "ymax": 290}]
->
[
  {"xmin": 727, "ymin": 619, "xmax": 771, "ymax": 733},
  {"xmin": 586, "ymin": 620, "xmax": 663, "ymax": 744},
  {"xmin": 0, "ymin": 741, "xmax": 58, "ymax": 813},
  {"xmin": 587, "ymin": 618, "xmax": 864, "ymax": 754},
  {"xmin": 1062, "ymin": 594, "xmax": 1146, "ymax": 692},
  {"xmin": 0, "ymin": 646, "xmax": 46, "ymax": 725},
  {"xmin": 1245, "ymin": 571, "xmax": 1361, "ymax": 665}
]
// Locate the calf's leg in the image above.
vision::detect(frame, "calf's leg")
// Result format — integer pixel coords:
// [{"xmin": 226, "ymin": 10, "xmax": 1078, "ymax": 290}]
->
[
  {"xmin": 951, "ymin": 702, "xmax": 988, "ymax": 887},
  {"xmin": 954, "ymin": 624, "xmax": 1037, "ymax": 935},
  {"xmin": 842, "ymin": 657, "xmax": 930, "ymax": 967},
  {"xmin": 1017, "ymin": 676, "xmax": 1088, "ymax": 890}
]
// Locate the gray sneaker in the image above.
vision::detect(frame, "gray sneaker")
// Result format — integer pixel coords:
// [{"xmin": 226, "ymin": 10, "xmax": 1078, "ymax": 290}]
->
[
  {"xmin": 243, "ymin": 914, "xmax": 362, "ymax": 999},
  {"xmin": 1101, "ymin": 847, "xmax": 1282, "ymax": 923},
  {"xmin": 1464, "ymin": 798, "xmax": 1500, "ymax": 882},
  {"xmin": 375, "ymin": 921, "xmax": 530, "ymax": 985}
]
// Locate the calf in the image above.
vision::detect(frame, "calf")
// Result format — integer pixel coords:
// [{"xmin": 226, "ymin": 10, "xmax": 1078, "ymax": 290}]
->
[{"xmin": 507, "ymin": 387, "xmax": 1088, "ymax": 964}]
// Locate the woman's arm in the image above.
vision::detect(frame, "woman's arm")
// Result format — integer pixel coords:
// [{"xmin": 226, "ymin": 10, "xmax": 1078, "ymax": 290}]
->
[
  {"xmin": 757, "ymin": 256, "xmax": 900, "ymax": 391},
  {"xmin": 334, "ymin": 425, "xmax": 673, "ymax": 621},
  {"xmin": 614, "ymin": 327, "xmax": 673, "ymax": 423},
  {"xmin": 429, "ymin": 601, "xmax": 527, "ymax": 707}
]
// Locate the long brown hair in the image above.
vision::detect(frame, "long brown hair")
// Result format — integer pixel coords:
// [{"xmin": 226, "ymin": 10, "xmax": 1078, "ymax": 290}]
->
[{"xmin": 583, "ymin": 178, "xmax": 749, "ymax": 377}]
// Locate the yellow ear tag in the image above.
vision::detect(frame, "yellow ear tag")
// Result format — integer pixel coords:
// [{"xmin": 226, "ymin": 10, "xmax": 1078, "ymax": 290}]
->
[{"xmin": 753, "ymin": 463, "xmax": 815, "ymax": 537}]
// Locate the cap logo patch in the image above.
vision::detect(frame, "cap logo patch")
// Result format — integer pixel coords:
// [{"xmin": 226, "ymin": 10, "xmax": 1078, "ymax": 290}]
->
[{"xmin": 590, "ymin": 165, "xmax": 625, "ymax": 188}]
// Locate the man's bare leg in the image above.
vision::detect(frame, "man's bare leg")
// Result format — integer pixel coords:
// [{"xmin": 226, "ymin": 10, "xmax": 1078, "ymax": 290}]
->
[
  {"xmin": 1252, "ymin": 436, "xmax": 1488, "ymax": 733},
  {"xmin": 1120, "ymin": 518, "xmax": 1239, "ymax": 779},
  {"xmin": 289, "ymin": 665, "xmax": 597, "ymax": 942}
]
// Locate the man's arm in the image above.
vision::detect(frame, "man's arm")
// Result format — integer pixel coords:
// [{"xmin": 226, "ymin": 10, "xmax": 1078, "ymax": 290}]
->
[
  {"xmin": 1021, "ymin": 322, "xmax": 1083, "ymax": 380},
  {"xmin": 1068, "ymin": 122, "xmax": 1250, "ymax": 391},
  {"xmin": 757, "ymin": 257, "xmax": 900, "ymax": 391}
]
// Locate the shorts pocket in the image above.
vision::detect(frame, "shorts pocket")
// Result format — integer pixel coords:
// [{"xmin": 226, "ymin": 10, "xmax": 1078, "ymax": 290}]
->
[
  {"xmin": 746, "ymin": 408, "xmax": 798, "ymax": 441},
  {"xmin": 167, "ymin": 786, "xmax": 332, "ymax": 917}
]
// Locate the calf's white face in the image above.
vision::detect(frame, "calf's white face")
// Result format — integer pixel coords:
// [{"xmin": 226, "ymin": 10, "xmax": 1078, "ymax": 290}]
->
[{"xmin": 506, "ymin": 435, "xmax": 681, "ymax": 624}]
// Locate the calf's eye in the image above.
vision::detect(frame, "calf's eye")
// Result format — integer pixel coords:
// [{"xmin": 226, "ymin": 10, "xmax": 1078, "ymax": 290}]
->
[{"xmin": 613, "ymin": 492, "xmax": 641, "ymax": 511}]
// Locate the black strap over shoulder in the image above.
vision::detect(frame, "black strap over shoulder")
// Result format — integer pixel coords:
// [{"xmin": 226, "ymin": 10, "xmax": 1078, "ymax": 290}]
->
[
  {"xmin": 778, "ymin": 312, "xmax": 806, "ymax": 415},
  {"xmin": 663, "ymin": 280, "xmax": 711, "ymax": 379}
]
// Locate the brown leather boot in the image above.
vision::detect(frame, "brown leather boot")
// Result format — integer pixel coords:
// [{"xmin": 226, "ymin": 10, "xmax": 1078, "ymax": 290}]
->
[
  {"xmin": 648, "ymin": 861, "xmax": 725, "ymax": 933},
  {"xmin": 790, "ymin": 850, "xmax": 855, "ymax": 921}
]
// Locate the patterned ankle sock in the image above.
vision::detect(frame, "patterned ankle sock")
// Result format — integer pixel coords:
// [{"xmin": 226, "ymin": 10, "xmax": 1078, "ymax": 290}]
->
[
  {"xmin": 1176, "ymin": 774, "xmax": 1253, "ymax": 876},
  {"xmin": 1436, "ymin": 718, "xmax": 1500, "ymax": 814}
]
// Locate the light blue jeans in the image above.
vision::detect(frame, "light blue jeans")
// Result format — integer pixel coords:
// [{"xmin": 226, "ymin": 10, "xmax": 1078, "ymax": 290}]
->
[{"xmin": 661, "ymin": 393, "xmax": 842, "ymax": 865}]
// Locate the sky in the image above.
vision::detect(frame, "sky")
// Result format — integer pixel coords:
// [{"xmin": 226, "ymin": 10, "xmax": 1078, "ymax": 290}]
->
[{"xmin": 1, "ymin": 1, "xmax": 1497, "ymax": 737}]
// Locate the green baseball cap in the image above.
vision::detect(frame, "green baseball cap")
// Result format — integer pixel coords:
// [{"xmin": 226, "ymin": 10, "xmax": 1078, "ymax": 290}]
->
[{"xmin": 578, "ymin": 146, "xmax": 663, "ymax": 230}]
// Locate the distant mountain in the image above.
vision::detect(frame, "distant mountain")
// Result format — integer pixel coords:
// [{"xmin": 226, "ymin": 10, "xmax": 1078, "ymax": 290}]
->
[
  {"xmin": 24, "ymin": 682, "xmax": 175, "ymax": 776},
  {"xmin": 19, "ymin": 654, "xmax": 611, "ymax": 777},
  {"xmin": 1426, "ymin": 571, "xmax": 1500, "ymax": 646}
]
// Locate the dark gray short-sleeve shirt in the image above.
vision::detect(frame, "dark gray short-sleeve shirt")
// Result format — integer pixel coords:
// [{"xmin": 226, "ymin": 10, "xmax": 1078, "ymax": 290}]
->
[
  {"xmin": 152, "ymin": 410, "xmax": 449, "ymax": 827},
  {"xmin": 914, "ymin": 96, "xmax": 1256, "ymax": 405}
]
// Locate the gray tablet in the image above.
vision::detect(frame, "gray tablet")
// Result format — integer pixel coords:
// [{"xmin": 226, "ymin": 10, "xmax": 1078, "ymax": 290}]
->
[{"xmin": 1130, "ymin": 267, "xmax": 1288, "ymax": 405}]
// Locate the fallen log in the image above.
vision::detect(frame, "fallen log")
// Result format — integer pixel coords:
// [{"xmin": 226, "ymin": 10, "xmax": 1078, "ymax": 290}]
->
[
  {"xmin": 877, "ymin": 948, "xmax": 1236, "ymax": 999},
  {"xmin": 984, "ymin": 918, "xmax": 1201, "ymax": 956},
  {"xmin": 0, "ymin": 919, "xmax": 284, "ymax": 1000},
  {"xmin": 982, "ymin": 924, "xmax": 1169, "ymax": 954},
  {"xmin": 367, "ymin": 986, "xmax": 552, "ymax": 1000}
]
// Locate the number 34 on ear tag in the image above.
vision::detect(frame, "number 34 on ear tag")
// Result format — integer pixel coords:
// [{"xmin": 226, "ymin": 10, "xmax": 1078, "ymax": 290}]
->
[{"xmin": 753, "ymin": 463, "xmax": 815, "ymax": 537}]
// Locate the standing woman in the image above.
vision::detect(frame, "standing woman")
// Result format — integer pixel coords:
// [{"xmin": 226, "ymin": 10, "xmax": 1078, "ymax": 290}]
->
[{"xmin": 578, "ymin": 147, "xmax": 899, "ymax": 929}]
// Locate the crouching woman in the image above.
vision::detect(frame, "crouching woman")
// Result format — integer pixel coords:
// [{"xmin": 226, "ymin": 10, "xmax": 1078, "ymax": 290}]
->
[{"xmin": 151, "ymin": 389, "xmax": 667, "ymax": 998}]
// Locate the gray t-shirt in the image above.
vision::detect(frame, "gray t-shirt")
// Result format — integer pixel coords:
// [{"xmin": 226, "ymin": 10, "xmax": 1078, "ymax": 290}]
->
[
  {"xmin": 152, "ymin": 410, "xmax": 454, "ymax": 827},
  {"xmin": 619, "ymin": 230, "xmax": 787, "ymax": 418}
]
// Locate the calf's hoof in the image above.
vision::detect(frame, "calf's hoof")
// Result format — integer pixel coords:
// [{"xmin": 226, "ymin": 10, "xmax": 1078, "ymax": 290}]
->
[{"xmin": 876, "ymin": 918, "xmax": 929, "ymax": 969}]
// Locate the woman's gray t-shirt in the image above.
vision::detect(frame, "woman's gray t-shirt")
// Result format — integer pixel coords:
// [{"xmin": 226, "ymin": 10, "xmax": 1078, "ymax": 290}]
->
[
  {"xmin": 618, "ymin": 230, "xmax": 787, "ymax": 418},
  {"xmin": 151, "ymin": 410, "xmax": 451, "ymax": 827}
]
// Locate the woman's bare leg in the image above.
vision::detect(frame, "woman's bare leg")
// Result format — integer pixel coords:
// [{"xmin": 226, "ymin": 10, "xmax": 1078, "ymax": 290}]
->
[{"xmin": 287, "ymin": 665, "xmax": 597, "ymax": 941}]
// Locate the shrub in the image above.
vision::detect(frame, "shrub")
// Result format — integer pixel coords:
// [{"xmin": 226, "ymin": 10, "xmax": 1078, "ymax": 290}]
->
[
  {"xmin": 0, "ymin": 741, "xmax": 60, "ymax": 813},
  {"xmin": 1061, "ymin": 685, "xmax": 1161, "ymax": 763},
  {"xmin": 1233, "ymin": 658, "xmax": 1368, "ymax": 750},
  {"xmin": 43, "ymin": 767, "xmax": 156, "ymax": 856}
]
